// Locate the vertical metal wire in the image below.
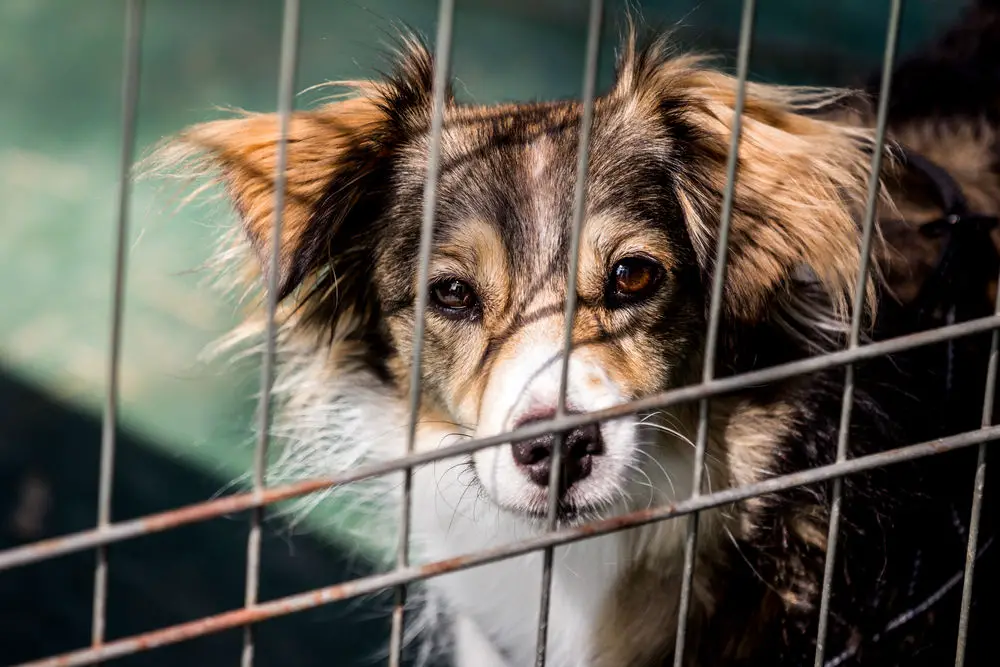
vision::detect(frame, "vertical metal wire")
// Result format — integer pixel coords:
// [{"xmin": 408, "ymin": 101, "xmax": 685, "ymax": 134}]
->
[
  {"xmin": 91, "ymin": 0, "xmax": 144, "ymax": 653},
  {"xmin": 387, "ymin": 2, "xmax": 456, "ymax": 665},
  {"xmin": 812, "ymin": 3, "xmax": 902, "ymax": 665},
  {"xmin": 534, "ymin": 2, "xmax": 604, "ymax": 665},
  {"xmin": 954, "ymin": 274, "xmax": 1000, "ymax": 666},
  {"xmin": 241, "ymin": 2, "xmax": 301, "ymax": 666},
  {"xmin": 672, "ymin": 1, "xmax": 756, "ymax": 665}
]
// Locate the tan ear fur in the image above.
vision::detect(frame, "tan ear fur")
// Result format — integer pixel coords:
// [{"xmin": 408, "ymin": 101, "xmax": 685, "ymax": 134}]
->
[
  {"xmin": 147, "ymin": 92, "xmax": 389, "ymax": 296},
  {"xmin": 615, "ymin": 33, "xmax": 889, "ymax": 325}
]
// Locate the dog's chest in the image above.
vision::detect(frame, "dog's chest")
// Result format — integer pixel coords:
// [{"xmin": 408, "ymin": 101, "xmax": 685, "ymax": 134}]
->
[{"xmin": 410, "ymin": 461, "xmax": 626, "ymax": 666}]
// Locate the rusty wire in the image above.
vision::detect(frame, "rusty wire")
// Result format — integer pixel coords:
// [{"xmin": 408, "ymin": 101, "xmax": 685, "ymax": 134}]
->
[{"xmin": 11, "ymin": 424, "xmax": 999, "ymax": 667}]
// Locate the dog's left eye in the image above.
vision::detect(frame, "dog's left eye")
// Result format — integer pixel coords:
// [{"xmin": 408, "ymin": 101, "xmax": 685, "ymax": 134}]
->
[
  {"xmin": 606, "ymin": 256, "xmax": 664, "ymax": 307},
  {"xmin": 429, "ymin": 278, "xmax": 480, "ymax": 320}
]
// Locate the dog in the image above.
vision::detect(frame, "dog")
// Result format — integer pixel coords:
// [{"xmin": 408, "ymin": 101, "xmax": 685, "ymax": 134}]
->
[{"xmin": 148, "ymin": 1, "xmax": 999, "ymax": 665}]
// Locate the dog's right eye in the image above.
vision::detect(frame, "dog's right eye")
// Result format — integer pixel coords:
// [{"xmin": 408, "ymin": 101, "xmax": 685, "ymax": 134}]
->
[
  {"xmin": 429, "ymin": 278, "xmax": 481, "ymax": 320},
  {"xmin": 605, "ymin": 256, "xmax": 665, "ymax": 308}
]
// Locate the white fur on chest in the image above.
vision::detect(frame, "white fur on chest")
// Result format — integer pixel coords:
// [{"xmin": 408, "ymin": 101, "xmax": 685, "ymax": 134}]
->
[
  {"xmin": 412, "ymin": 463, "xmax": 621, "ymax": 666},
  {"xmin": 408, "ymin": 426, "xmax": 688, "ymax": 667}
]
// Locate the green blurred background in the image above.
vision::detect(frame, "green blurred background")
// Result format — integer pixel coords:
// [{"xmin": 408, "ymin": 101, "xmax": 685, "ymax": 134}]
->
[{"xmin": 0, "ymin": 0, "xmax": 966, "ymax": 665}]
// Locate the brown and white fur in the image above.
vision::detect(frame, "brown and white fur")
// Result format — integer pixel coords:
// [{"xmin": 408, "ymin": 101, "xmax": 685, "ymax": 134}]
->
[{"xmin": 147, "ymin": 3, "xmax": 999, "ymax": 665}]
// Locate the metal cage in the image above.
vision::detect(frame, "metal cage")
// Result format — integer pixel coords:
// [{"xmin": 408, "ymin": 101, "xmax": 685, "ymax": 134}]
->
[{"xmin": 0, "ymin": 0, "xmax": 995, "ymax": 666}]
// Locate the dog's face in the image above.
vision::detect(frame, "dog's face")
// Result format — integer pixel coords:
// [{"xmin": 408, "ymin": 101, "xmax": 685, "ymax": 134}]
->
[
  {"xmin": 377, "ymin": 99, "xmax": 706, "ymax": 518},
  {"xmin": 160, "ymin": 35, "xmax": 879, "ymax": 522}
]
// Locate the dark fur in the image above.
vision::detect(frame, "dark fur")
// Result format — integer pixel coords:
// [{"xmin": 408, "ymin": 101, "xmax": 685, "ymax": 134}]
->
[{"xmin": 701, "ymin": 2, "xmax": 1000, "ymax": 664}]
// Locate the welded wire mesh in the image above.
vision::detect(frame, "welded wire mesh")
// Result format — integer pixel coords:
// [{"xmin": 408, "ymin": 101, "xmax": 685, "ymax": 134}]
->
[{"xmin": 1, "ymin": 0, "xmax": 995, "ymax": 666}]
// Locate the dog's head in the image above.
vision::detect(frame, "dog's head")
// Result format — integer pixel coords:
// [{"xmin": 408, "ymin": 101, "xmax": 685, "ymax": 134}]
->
[{"xmin": 155, "ymin": 34, "xmax": 881, "ymax": 522}]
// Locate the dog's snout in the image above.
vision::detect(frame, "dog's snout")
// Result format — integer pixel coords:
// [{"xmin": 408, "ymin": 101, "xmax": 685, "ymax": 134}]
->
[{"xmin": 511, "ymin": 416, "xmax": 604, "ymax": 490}]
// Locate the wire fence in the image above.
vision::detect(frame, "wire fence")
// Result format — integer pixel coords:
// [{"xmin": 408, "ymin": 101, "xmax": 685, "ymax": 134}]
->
[{"xmin": 1, "ymin": 0, "xmax": 996, "ymax": 666}]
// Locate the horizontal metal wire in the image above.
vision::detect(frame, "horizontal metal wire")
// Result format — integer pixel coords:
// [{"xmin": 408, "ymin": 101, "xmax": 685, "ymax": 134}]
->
[
  {"xmin": 13, "ymin": 423, "xmax": 998, "ymax": 667},
  {"xmin": 1, "ymin": 312, "xmax": 998, "ymax": 574}
]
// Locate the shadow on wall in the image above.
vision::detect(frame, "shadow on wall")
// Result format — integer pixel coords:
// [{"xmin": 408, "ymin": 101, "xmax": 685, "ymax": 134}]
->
[{"xmin": 0, "ymin": 371, "xmax": 441, "ymax": 667}]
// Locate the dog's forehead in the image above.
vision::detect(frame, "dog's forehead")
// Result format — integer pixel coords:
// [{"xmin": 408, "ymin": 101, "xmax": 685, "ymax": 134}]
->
[
  {"xmin": 397, "ymin": 99, "xmax": 677, "ymax": 268},
  {"xmin": 435, "ymin": 99, "xmax": 664, "ymax": 193}
]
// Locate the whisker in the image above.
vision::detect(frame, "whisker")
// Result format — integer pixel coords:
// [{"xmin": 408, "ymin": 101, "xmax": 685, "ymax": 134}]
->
[
  {"xmin": 622, "ymin": 462, "xmax": 657, "ymax": 509},
  {"xmin": 632, "ymin": 446, "xmax": 677, "ymax": 498},
  {"xmin": 635, "ymin": 419, "xmax": 726, "ymax": 468}
]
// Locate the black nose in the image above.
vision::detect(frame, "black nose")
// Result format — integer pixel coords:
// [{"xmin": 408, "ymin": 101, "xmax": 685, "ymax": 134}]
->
[{"xmin": 511, "ymin": 416, "xmax": 604, "ymax": 490}]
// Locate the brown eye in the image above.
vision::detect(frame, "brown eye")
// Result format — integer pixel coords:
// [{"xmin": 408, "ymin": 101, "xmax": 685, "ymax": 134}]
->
[
  {"xmin": 430, "ymin": 278, "xmax": 481, "ymax": 320},
  {"xmin": 606, "ymin": 257, "xmax": 664, "ymax": 307}
]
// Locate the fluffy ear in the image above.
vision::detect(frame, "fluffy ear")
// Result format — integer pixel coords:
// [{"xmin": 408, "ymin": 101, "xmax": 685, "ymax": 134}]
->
[
  {"xmin": 157, "ymin": 98, "xmax": 390, "ymax": 298},
  {"xmin": 145, "ymin": 37, "xmax": 447, "ymax": 331},
  {"xmin": 613, "ymin": 34, "xmax": 886, "ymax": 327}
]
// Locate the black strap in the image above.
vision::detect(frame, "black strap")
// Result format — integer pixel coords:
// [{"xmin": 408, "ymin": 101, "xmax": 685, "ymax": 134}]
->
[
  {"xmin": 898, "ymin": 147, "xmax": 973, "ymax": 219},
  {"xmin": 899, "ymin": 146, "xmax": 998, "ymax": 322},
  {"xmin": 893, "ymin": 146, "xmax": 999, "ymax": 392}
]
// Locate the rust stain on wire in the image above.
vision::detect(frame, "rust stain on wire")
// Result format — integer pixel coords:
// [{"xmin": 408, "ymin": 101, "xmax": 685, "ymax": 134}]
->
[
  {"xmin": 12, "ymin": 425, "xmax": 998, "ymax": 667},
  {"xmin": 0, "ymin": 478, "xmax": 332, "ymax": 571}
]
